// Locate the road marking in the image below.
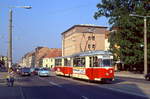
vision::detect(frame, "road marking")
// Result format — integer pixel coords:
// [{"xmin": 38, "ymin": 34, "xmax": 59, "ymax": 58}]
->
[
  {"xmin": 49, "ymin": 81, "xmax": 62, "ymax": 88},
  {"xmin": 19, "ymin": 87, "xmax": 25, "ymax": 99},
  {"xmin": 81, "ymin": 96, "xmax": 89, "ymax": 99}
]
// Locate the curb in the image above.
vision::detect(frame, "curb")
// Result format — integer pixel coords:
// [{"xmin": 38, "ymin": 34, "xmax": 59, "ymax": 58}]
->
[{"xmin": 115, "ymin": 74, "xmax": 145, "ymax": 79}]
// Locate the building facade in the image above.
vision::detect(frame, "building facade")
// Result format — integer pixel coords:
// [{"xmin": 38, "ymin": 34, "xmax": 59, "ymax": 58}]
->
[
  {"xmin": 62, "ymin": 24, "xmax": 109, "ymax": 56},
  {"xmin": 19, "ymin": 52, "xmax": 35, "ymax": 68},
  {"xmin": 42, "ymin": 48, "xmax": 62, "ymax": 68},
  {"xmin": 20, "ymin": 47, "xmax": 62, "ymax": 68}
]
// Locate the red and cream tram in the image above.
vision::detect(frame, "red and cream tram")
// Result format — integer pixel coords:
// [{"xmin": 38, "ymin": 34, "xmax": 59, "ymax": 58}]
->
[{"xmin": 54, "ymin": 50, "xmax": 114, "ymax": 82}]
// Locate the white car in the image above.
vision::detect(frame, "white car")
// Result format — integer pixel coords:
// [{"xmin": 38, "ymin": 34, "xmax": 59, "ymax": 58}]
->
[{"xmin": 38, "ymin": 68, "xmax": 50, "ymax": 77}]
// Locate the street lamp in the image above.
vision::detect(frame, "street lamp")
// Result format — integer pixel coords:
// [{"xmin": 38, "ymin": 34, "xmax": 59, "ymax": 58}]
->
[
  {"xmin": 129, "ymin": 13, "xmax": 150, "ymax": 75},
  {"xmin": 8, "ymin": 6, "xmax": 32, "ymax": 68}
]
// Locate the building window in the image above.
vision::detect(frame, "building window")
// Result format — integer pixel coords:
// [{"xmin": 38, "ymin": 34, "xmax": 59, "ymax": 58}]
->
[
  {"xmin": 92, "ymin": 44, "xmax": 95, "ymax": 48},
  {"xmin": 88, "ymin": 36, "xmax": 91, "ymax": 40},
  {"xmin": 92, "ymin": 36, "xmax": 95, "ymax": 40},
  {"xmin": 88, "ymin": 44, "xmax": 91, "ymax": 49}
]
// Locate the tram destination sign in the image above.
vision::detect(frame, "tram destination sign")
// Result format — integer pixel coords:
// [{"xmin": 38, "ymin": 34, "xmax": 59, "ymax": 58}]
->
[{"xmin": 73, "ymin": 68, "xmax": 85, "ymax": 74}]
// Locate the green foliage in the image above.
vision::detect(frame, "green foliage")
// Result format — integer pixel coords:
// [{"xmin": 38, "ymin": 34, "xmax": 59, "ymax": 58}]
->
[{"xmin": 94, "ymin": 0, "xmax": 150, "ymax": 71}]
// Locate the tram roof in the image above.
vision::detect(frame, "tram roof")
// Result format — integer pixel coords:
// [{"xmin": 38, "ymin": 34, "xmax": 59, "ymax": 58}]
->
[
  {"xmin": 55, "ymin": 51, "xmax": 112, "ymax": 59},
  {"xmin": 71, "ymin": 50, "xmax": 112, "ymax": 57}
]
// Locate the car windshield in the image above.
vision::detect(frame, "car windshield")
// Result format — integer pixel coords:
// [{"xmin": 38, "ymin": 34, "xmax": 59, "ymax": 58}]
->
[
  {"xmin": 35, "ymin": 68, "xmax": 39, "ymax": 71},
  {"xmin": 40, "ymin": 68, "xmax": 49, "ymax": 71}
]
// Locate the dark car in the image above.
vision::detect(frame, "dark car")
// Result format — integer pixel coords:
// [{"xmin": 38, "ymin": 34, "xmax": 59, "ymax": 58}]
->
[
  {"xmin": 31, "ymin": 68, "xmax": 39, "ymax": 75},
  {"xmin": 20, "ymin": 68, "xmax": 31, "ymax": 76},
  {"xmin": 145, "ymin": 73, "xmax": 150, "ymax": 81}
]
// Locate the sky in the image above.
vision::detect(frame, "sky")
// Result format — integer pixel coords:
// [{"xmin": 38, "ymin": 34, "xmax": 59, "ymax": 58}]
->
[{"xmin": 0, "ymin": 0, "xmax": 109, "ymax": 63}]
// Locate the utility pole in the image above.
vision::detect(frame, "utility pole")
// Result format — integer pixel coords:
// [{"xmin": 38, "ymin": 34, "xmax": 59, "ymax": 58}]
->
[
  {"xmin": 144, "ymin": 17, "xmax": 147, "ymax": 75},
  {"xmin": 129, "ymin": 14, "xmax": 150, "ymax": 75},
  {"xmin": 8, "ymin": 9, "xmax": 12, "ymax": 68},
  {"xmin": 7, "ymin": 6, "xmax": 32, "ymax": 69}
]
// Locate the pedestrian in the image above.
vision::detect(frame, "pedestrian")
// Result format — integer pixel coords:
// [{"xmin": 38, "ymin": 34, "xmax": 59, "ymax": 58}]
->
[{"xmin": 6, "ymin": 68, "xmax": 15, "ymax": 87}]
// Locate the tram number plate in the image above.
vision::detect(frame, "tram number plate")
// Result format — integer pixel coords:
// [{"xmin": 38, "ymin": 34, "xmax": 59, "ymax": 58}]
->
[{"xmin": 73, "ymin": 68, "xmax": 85, "ymax": 74}]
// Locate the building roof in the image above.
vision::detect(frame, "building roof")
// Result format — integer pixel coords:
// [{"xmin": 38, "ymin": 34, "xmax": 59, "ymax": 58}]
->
[
  {"xmin": 61, "ymin": 24, "xmax": 108, "ymax": 35},
  {"xmin": 44, "ymin": 48, "xmax": 62, "ymax": 58},
  {"xmin": 35, "ymin": 47, "xmax": 50, "ymax": 60}
]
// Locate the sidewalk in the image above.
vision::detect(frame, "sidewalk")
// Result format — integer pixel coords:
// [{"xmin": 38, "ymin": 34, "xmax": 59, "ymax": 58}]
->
[
  {"xmin": 0, "ymin": 72, "xmax": 8, "ymax": 80},
  {"xmin": 115, "ymin": 71, "xmax": 145, "ymax": 79},
  {"xmin": 0, "ymin": 72, "xmax": 23, "ymax": 99}
]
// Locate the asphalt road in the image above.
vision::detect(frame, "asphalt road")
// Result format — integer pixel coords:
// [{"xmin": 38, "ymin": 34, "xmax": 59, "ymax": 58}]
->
[{"xmin": 0, "ymin": 74, "xmax": 149, "ymax": 99}]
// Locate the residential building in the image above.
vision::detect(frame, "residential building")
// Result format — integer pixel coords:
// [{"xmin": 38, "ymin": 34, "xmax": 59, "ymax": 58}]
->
[
  {"xmin": 20, "ymin": 47, "xmax": 62, "ymax": 68},
  {"xmin": 62, "ymin": 24, "xmax": 109, "ymax": 56},
  {"xmin": 42, "ymin": 48, "xmax": 62, "ymax": 68},
  {"xmin": 34, "ymin": 47, "xmax": 51, "ymax": 67},
  {"xmin": 20, "ymin": 52, "xmax": 34, "ymax": 68}
]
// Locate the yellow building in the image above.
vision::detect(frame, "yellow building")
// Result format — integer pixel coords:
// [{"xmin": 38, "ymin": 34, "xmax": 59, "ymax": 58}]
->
[
  {"xmin": 42, "ymin": 48, "xmax": 62, "ymax": 68},
  {"xmin": 43, "ymin": 58, "xmax": 55, "ymax": 68}
]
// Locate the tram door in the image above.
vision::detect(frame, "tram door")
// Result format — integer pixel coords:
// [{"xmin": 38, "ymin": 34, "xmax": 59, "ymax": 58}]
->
[
  {"xmin": 89, "ymin": 56, "xmax": 99, "ymax": 67},
  {"xmin": 88, "ymin": 56, "xmax": 101, "ymax": 80}
]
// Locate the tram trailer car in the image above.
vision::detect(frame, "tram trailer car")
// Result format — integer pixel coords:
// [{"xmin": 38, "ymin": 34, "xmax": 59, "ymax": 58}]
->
[{"xmin": 54, "ymin": 51, "xmax": 114, "ymax": 82}]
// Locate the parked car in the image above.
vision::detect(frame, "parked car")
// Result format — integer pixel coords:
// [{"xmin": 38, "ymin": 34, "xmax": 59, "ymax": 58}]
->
[
  {"xmin": 20, "ymin": 68, "xmax": 31, "ymax": 76},
  {"xmin": 33, "ymin": 68, "xmax": 40, "ymax": 75},
  {"xmin": 145, "ymin": 73, "xmax": 150, "ymax": 81},
  {"xmin": 38, "ymin": 68, "xmax": 50, "ymax": 77}
]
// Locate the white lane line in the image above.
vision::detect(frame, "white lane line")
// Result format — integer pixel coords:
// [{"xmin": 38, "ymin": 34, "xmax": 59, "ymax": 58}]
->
[
  {"xmin": 19, "ymin": 87, "xmax": 25, "ymax": 99},
  {"xmin": 49, "ymin": 81, "xmax": 62, "ymax": 88},
  {"xmin": 81, "ymin": 96, "xmax": 89, "ymax": 99}
]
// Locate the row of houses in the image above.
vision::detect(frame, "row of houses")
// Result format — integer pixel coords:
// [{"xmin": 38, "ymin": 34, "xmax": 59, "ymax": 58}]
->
[
  {"xmin": 19, "ymin": 47, "xmax": 62, "ymax": 68},
  {"xmin": 19, "ymin": 24, "xmax": 111, "ymax": 68}
]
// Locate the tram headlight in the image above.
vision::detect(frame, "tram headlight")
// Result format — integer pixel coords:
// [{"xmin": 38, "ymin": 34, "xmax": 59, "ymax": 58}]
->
[{"xmin": 106, "ymin": 73, "xmax": 109, "ymax": 76}]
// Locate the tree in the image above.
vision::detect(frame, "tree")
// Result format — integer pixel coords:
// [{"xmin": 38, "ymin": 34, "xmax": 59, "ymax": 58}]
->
[{"xmin": 94, "ymin": 0, "xmax": 150, "ymax": 72}]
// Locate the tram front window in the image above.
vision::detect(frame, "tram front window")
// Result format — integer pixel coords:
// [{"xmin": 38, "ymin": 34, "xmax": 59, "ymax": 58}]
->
[{"xmin": 102, "ymin": 59, "xmax": 112, "ymax": 67}]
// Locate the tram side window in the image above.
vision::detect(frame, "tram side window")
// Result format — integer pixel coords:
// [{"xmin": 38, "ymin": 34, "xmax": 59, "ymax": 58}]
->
[
  {"xmin": 55, "ymin": 59, "xmax": 62, "ymax": 66},
  {"xmin": 80, "ymin": 58, "xmax": 85, "ymax": 67},
  {"xmin": 73, "ymin": 58, "xmax": 85, "ymax": 67},
  {"xmin": 73, "ymin": 59, "xmax": 77, "ymax": 67},
  {"xmin": 98, "ymin": 59, "xmax": 102, "ymax": 67},
  {"xmin": 55, "ymin": 59, "xmax": 57, "ymax": 66},
  {"xmin": 64, "ymin": 59, "xmax": 71, "ymax": 66},
  {"xmin": 93, "ymin": 56, "xmax": 98, "ymax": 67}
]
